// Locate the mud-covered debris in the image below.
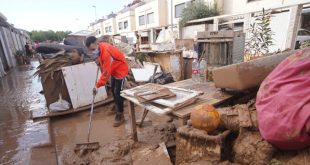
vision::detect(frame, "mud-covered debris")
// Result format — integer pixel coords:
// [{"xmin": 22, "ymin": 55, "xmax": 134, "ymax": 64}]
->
[
  {"xmin": 217, "ymin": 104, "xmax": 258, "ymax": 132},
  {"xmin": 271, "ymin": 147, "xmax": 310, "ymax": 165},
  {"xmin": 139, "ymin": 123, "xmax": 176, "ymax": 145},
  {"xmin": 61, "ymin": 139, "xmax": 135, "ymax": 165},
  {"xmin": 132, "ymin": 142, "xmax": 172, "ymax": 165},
  {"xmin": 233, "ymin": 129, "xmax": 274, "ymax": 165}
]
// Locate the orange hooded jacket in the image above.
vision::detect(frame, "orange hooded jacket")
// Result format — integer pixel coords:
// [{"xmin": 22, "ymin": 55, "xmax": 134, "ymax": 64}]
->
[{"xmin": 96, "ymin": 42, "xmax": 129, "ymax": 88}]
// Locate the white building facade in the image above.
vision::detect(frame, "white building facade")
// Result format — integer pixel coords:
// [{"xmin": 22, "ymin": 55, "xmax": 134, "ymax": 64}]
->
[
  {"xmin": 116, "ymin": 10, "xmax": 136, "ymax": 34},
  {"xmin": 134, "ymin": 0, "xmax": 168, "ymax": 31},
  {"xmin": 102, "ymin": 17, "xmax": 117, "ymax": 36},
  {"xmin": 222, "ymin": 0, "xmax": 310, "ymax": 15}
]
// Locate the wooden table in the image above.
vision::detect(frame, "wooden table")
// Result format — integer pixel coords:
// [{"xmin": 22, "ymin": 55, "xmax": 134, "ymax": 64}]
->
[{"xmin": 121, "ymin": 79, "xmax": 233, "ymax": 141}]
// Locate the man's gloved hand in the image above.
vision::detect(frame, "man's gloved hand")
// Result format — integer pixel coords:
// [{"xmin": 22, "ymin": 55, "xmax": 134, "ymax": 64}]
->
[{"xmin": 92, "ymin": 87, "xmax": 98, "ymax": 96}]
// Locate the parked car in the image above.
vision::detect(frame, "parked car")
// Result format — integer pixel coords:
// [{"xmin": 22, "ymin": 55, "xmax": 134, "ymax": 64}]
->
[{"xmin": 296, "ymin": 29, "xmax": 310, "ymax": 49}]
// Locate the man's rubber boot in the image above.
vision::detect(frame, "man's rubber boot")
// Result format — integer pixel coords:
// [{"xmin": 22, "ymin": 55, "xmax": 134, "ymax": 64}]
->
[{"xmin": 113, "ymin": 113, "xmax": 125, "ymax": 127}]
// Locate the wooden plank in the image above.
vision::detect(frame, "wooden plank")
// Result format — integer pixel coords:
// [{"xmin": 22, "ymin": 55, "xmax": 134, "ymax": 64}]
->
[
  {"xmin": 62, "ymin": 62, "xmax": 108, "ymax": 109},
  {"xmin": 121, "ymin": 94, "xmax": 172, "ymax": 115},
  {"xmin": 147, "ymin": 52, "xmax": 184, "ymax": 81},
  {"xmin": 136, "ymin": 88, "xmax": 176, "ymax": 103},
  {"xmin": 165, "ymin": 79, "xmax": 233, "ymax": 118},
  {"xmin": 197, "ymin": 39, "xmax": 233, "ymax": 43},
  {"xmin": 32, "ymin": 98, "xmax": 114, "ymax": 120},
  {"xmin": 122, "ymin": 83, "xmax": 201, "ymax": 108},
  {"xmin": 197, "ymin": 30, "xmax": 234, "ymax": 39},
  {"xmin": 129, "ymin": 101, "xmax": 138, "ymax": 142},
  {"xmin": 175, "ymin": 39, "xmax": 194, "ymax": 50}
]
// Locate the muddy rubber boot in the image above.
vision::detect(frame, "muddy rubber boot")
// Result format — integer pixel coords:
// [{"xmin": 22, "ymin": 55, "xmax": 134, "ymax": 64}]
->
[{"xmin": 113, "ymin": 113, "xmax": 125, "ymax": 127}]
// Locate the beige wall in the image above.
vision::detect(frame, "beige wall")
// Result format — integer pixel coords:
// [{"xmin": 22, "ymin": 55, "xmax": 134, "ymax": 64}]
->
[
  {"xmin": 223, "ymin": 0, "xmax": 310, "ymax": 15},
  {"xmin": 135, "ymin": 0, "xmax": 168, "ymax": 31},
  {"xmin": 102, "ymin": 18, "xmax": 117, "ymax": 35},
  {"xmin": 116, "ymin": 10, "xmax": 136, "ymax": 34},
  {"xmin": 168, "ymin": 0, "xmax": 223, "ymax": 26}
]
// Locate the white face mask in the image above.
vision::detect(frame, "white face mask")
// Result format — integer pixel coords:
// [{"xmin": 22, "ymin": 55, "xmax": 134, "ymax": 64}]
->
[{"xmin": 92, "ymin": 48, "xmax": 100, "ymax": 57}]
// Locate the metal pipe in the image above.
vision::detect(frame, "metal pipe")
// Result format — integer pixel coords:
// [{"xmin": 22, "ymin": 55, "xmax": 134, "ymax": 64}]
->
[
  {"xmin": 92, "ymin": 5, "xmax": 97, "ymax": 22},
  {"xmin": 171, "ymin": 0, "xmax": 173, "ymax": 31}
]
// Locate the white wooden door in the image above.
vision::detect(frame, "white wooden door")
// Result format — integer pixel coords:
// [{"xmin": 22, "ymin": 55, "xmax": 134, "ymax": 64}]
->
[{"xmin": 62, "ymin": 62, "xmax": 107, "ymax": 109}]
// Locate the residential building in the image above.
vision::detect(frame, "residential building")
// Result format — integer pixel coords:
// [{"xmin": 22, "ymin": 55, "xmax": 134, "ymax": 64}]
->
[
  {"xmin": 167, "ymin": 0, "xmax": 223, "ymax": 38},
  {"xmin": 91, "ymin": 18, "xmax": 105, "ymax": 37},
  {"xmin": 182, "ymin": 1, "xmax": 310, "ymax": 52},
  {"xmin": 116, "ymin": 10, "xmax": 136, "ymax": 35},
  {"xmin": 103, "ymin": 17, "xmax": 117, "ymax": 36},
  {"xmin": 88, "ymin": 22, "xmax": 95, "ymax": 32},
  {"xmin": 222, "ymin": 0, "xmax": 310, "ymax": 15},
  {"xmin": 67, "ymin": 30, "xmax": 96, "ymax": 45},
  {"xmin": 220, "ymin": 0, "xmax": 310, "ymax": 51},
  {"xmin": 169, "ymin": 0, "xmax": 223, "ymax": 27},
  {"xmin": 135, "ymin": 0, "xmax": 168, "ymax": 31}
]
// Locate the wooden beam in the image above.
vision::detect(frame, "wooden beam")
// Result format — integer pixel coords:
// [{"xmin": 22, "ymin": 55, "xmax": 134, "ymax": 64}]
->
[
  {"xmin": 32, "ymin": 98, "xmax": 114, "ymax": 121},
  {"xmin": 129, "ymin": 101, "xmax": 138, "ymax": 141},
  {"xmin": 197, "ymin": 39, "xmax": 233, "ymax": 43}
]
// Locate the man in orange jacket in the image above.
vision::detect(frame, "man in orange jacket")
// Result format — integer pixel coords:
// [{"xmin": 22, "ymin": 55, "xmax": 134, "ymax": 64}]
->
[{"xmin": 85, "ymin": 36, "xmax": 129, "ymax": 127}]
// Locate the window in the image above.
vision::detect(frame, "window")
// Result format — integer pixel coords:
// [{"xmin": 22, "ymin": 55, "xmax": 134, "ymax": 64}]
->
[
  {"xmin": 247, "ymin": 0, "xmax": 261, "ymax": 2},
  {"xmin": 139, "ymin": 15, "xmax": 145, "ymax": 26},
  {"xmin": 147, "ymin": 12, "xmax": 154, "ymax": 24},
  {"xmin": 298, "ymin": 30, "xmax": 310, "ymax": 36},
  {"xmin": 109, "ymin": 26, "xmax": 112, "ymax": 32},
  {"xmin": 118, "ymin": 22, "xmax": 123, "ymax": 30},
  {"xmin": 124, "ymin": 21, "xmax": 128, "ymax": 29},
  {"xmin": 175, "ymin": 3, "xmax": 185, "ymax": 18},
  {"xmin": 105, "ymin": 27, "xmax": 109, "ymax": 33},
  {"xmin": 141, "ymin": 36, "xmax": 149, "ymax": 44}
]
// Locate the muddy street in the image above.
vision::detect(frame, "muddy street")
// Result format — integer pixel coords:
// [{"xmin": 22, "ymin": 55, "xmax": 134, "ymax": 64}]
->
[
  {"xmin": 0, "ymin": 61, "xmax": 49, "ymax": 164},
  {"xmin": 0, "ymin": 60, "xmax": 174, "ymax": 164}
]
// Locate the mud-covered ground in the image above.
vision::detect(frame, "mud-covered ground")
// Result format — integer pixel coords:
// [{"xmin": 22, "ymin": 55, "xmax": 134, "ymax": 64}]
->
[
  {"xmin": 0, "ymin": 60, "xmax": 177, "ymax": 165},
  {"xmin": 52, "ymin": 103, "xmax": 176, "ymax": 165},
  {"xmin": 0, "ymin": 61, "xmax": 50, "ymax": 164}
]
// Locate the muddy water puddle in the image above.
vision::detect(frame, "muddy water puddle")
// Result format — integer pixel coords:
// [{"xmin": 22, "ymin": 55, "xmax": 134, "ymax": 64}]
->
[{"xmin": 0, "ymin": 61, "xmax": 49, "ymax": 164}]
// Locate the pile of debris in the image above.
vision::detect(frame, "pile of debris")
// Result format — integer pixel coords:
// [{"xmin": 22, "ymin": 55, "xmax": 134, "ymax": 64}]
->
[
  {"xmin": 176, "ymin": 97, "xmax": 310, "ymax": 165},
  {"xmin": 125, "ymin": 55, "xmax": 175, "ymax": 88},
  {"xmin": 34, "ymin": 50, "xmax": 82, "ymax": 82},
  {"xmin": 174, "ymin": 49, "xmax": 310, "ymax": 165}
]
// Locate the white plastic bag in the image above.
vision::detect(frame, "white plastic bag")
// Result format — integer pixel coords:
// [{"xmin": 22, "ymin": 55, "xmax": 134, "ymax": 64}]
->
[
  {"xmin": 155, "ymin": 29, "xmax": 174, "ymax": 44},
  {"xmin": 49, "ymin": 94, "xmax": 71, "ymax": 112}
]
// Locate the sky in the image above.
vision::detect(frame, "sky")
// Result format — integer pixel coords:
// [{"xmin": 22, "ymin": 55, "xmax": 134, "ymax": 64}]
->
[{"xmin": 0, "ymin": 0, "xmax": 131, "ymax": 32}]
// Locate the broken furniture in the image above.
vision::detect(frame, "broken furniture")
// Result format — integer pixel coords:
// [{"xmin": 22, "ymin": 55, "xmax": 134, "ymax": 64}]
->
[
  {"xmin": 137, "ymin": 50, "xmax": 184, "ymax": 81},
  {"xmin": 197, "ymin": 30, "xmax": 245, "ymax": 65},
  {"xmin": 32, "ymin": 62, "xmax": 112, "ymax": 120},
  {"xmin": 212, "ymin": 50, "xmax": 295, "ymax": 90},
  {"xmin": 131, "ymin": 62, "xmax": 162, "ymax": 82},
  {"xmin": 121, "ymin": 79, "xmax": 233, "ymax": 141}
]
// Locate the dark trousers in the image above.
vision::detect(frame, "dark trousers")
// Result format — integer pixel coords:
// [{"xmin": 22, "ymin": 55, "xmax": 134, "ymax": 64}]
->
[{"xmin": 111, "ymin": 77, "xmax": 124, "ymax": 113}]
